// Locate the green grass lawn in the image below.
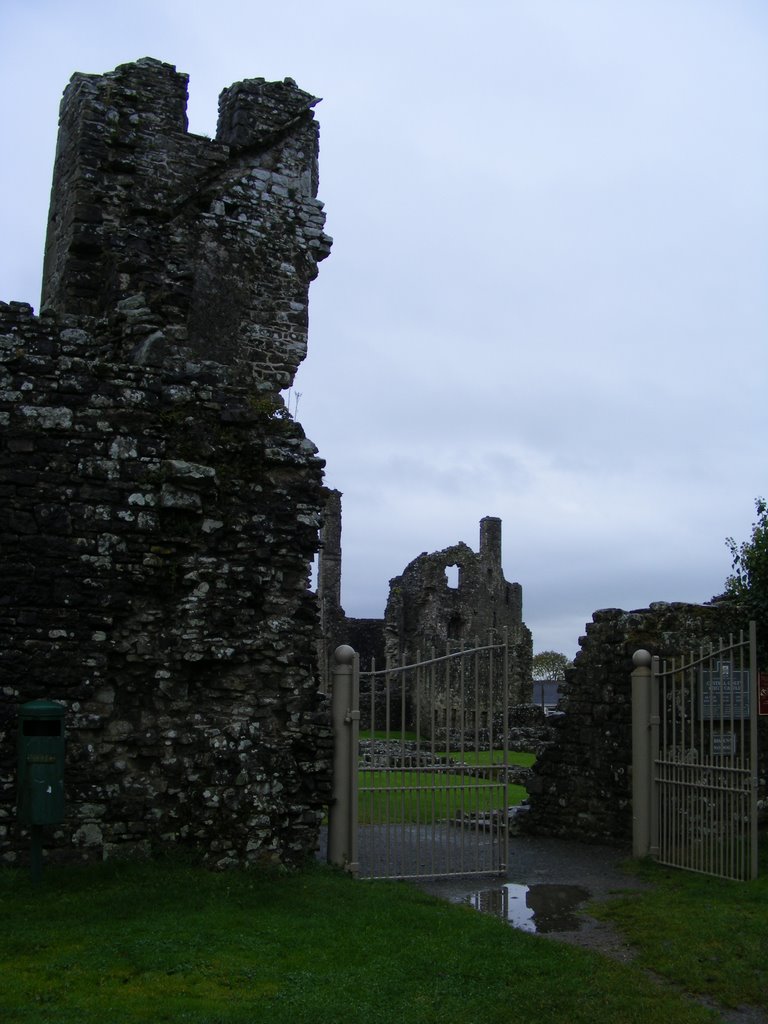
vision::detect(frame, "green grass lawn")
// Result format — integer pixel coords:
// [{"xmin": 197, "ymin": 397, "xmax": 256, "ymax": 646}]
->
[
  {"xmin": 359, "ymin": 769, "xmax": 527, "ymax": 825},
  {"xmin": 359, "ymin": 734, "xmax": 536, "ymax": 770},
  {"xmin": 455, "ymin": 750, "xmax": 535, "ymax": 767},
  {"xmin": 357, "ymin": 746, "xmax": 534, "ymax": 824},
  {"xmin": 588, "ymin": 841, "xmax": 768, "ymax": 1011},
  {"xmin": 0, "ymin": 855, "xmax": 733, "ymax": 1024}
]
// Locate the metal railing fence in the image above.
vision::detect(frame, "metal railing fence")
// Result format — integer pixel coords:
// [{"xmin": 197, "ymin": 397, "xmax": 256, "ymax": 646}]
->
[
  {"xmin": 632, "ymin": 624, "xmax": 758, "ymax": 882},
  {"xmin": 328, "ymin": 634, "xmax": 513, "ymax": 880}
]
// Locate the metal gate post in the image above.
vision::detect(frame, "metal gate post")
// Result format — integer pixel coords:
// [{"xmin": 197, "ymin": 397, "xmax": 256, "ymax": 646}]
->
[
  {"xmin": 631, "ymin": 650, "xmax": 653, "ymax": 858},
  {"xmin": 649, "ymin": 655, "xmax": 660, "ymax": 858},
  {"xmin": 327, "ymin": 644, "xmax": 360, "ymax": 874}
]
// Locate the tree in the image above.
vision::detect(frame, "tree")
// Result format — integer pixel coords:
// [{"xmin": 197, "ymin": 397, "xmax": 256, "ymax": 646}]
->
[
  {"xmin": 531, "ymin": 650, "xmax": 572, "ymax": 710},
  {"xmin": 531, "ymin": 650, "xmax": 572, "ymax": 681},
  {"xmin": 723, "ymin": 496, "xmax": 768, "ymax": 627},
  {"xmin": 722, "ymin": 496, "xmax": 768, "ymax": 667}
]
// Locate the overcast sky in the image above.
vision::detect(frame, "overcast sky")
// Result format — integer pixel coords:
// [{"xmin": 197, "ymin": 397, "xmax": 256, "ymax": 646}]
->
[{"xmin": 1, "ymin": 0, "xmax": 766, "ymax": 658}]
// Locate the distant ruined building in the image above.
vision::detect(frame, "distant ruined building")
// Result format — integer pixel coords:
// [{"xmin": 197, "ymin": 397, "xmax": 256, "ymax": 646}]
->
[
  {"xmin": 318, "ymin": 498, "xmax": 533, "ymax": 708},
  {"xmin": 1, "ymin": 58, "xmax": 333, "ymax": 868}
]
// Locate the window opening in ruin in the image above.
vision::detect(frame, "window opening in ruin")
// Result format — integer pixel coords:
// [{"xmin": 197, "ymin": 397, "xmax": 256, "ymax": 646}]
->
[
  {"xmin": 445, "ymin": 564, "xmax": 459, "ymax": 589},
  {"xmin": 310, "ymin": 553, "xmax": 318, "ymax": 591},
  {"xmin": 447, "ymin": 614, "xmax": 463, "ymax": 639}
]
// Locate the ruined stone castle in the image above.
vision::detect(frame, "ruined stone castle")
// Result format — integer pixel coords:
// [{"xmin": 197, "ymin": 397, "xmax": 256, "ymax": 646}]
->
[
  {"xmin": 317, "ymin": 501, "xmax": 533, "ymax": 713},
  {"xmin": 1, "ymin": 58, "xmax": 333, "ymax": 868}
]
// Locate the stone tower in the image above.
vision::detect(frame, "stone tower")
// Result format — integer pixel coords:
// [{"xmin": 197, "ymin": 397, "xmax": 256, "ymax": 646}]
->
[{"xmin": 1, "ymin": 59, "xmax": 333, "ymax": 869}]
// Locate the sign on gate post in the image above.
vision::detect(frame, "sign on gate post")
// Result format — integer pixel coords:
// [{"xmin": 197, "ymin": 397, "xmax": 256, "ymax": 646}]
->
[{"xmin": 700, "ymin": 661, "xmax": 751, "ymax": 720}]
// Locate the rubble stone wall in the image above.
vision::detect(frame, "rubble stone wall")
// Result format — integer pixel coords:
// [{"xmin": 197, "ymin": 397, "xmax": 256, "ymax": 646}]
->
[
  {"xmin": 523, "ymin": 602, "xmax": 767, "ymax": 845},
  {"xmin": 0, "ymin": 58, "xmax": 333, "ymax": 869}
]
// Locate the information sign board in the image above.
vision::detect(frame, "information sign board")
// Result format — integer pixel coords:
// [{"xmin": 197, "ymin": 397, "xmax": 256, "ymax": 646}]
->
[
  {"xmin": 711, "ymin": 731, "xmax": 737, "ymax": 757},
  {"xmin": 699, "ymin": 661, "xmax": 750, "ymax": 720}
]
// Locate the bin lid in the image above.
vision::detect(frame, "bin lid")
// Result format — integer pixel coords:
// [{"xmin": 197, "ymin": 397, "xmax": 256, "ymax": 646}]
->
[{"xmin": 19, "ymin": 699, "xmax": 65, "ymax": 719}]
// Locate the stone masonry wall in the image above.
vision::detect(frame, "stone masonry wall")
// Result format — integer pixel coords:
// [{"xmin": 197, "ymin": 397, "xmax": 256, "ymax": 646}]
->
[
  {"xmin": 0, "ymin": 58, "xmax": 333, "ymax": 869},
  {"xmin": 523, "ymin": 602, "xmax": 767, "ymax": 845}
]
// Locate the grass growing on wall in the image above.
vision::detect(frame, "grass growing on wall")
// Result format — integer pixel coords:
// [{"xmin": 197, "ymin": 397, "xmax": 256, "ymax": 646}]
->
[{"xmin": 0, "ymin": 857, "xmax": 728, "ymax": 1024}]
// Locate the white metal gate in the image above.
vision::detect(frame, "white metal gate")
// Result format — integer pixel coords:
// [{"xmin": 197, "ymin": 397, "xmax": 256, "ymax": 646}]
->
[
  {"xmin": 328, "ymin": 635, "xmax": 512, "ymax": 879},
  {"xmin": 632, "ymin": 624, "xmax": 759, "ymax": 881}
]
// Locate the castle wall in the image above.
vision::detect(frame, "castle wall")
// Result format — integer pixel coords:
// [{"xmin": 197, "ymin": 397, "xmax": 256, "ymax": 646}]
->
[
  {"xmin": 0, "ymin": 58, "xmax": 333, "ymax": 869},
  {"xmin": 383, "ymin": 517, "xmax": 532, "ymax": 704}
]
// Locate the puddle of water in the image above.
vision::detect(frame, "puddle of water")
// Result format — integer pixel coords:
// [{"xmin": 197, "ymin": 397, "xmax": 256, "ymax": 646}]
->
[{"xmin": 455, "ymin": 883, "xmax": 590, "ymax": 934}]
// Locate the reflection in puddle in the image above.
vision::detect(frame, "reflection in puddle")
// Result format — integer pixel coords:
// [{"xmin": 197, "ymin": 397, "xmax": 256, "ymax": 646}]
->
[{"xmin": 456, "ymin": 883, "xmax": 590, "ymax": 934}]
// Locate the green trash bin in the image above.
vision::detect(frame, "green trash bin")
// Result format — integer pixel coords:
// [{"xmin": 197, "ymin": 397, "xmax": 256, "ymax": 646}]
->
[{"xmin": 17, "ymin": 700, "xmax": 66, "ymax": 827}]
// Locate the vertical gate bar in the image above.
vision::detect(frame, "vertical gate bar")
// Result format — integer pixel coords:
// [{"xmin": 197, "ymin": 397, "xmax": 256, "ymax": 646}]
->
[
  {"xmin": 710, "ymin": 649, "xmax": 716, "ymax": 878},
  {"xmin": 474, "ymin": 641, "xmax": 480, "ymax": 872},
  {"xmin": 670, "ymin": 658, "xmax": 677, "ymax": 765},
  {"xmin": 666, "ymin": 657, "xmax": 672, "ymax": 865},
  {"xmin": 685, "ymin": 659, "xmax": 691, "ymax": 872},
  {"xmin": 660, "ymin": 662, "xmax": 667, "ymax": 864},
  {"xmin": 666, "ymin": 660, "xmax": 672, "ymax": 865},
  {"xmin": 403, "ymin": 656, "xmax": 409, "ymax": 878},
  {"xmin": 490, "ymin": 642, "xmax": 496, "ymax": 873},
  {"xmin": 485, "ymin": 641, "xmax": 491, "ymax": 873},
  {"xmin": 749, "ymin": 621, "xmax": 758, "ymax": 879},
  {"xmin": 401, "ymin": 656, "xmax": 407, "ymax": 764},
  {"xmin": 730, "ymin": 642, "xmax": 736, "ymax": 881},
  {"xmin": 691, "ymin": 657, "xmax": 699, "ymax": 875},
  {"xmin": 739, "ymin": 630, "xmax": 746, "ymax": 868},
  {"xmin": 385, "ymin": 655, "xmax": 391, "ymax": 743},
  {"xmin": 695, "ymin": 656, "xmax": 701, "ymax": 873},
  {"xmin": 460, "ymin": 638, "xmax": 466, "ymax": 872},
  {"xmin": 445, "ymin": 641, "xmax": 452, "ymax": 765},
  {"xmin": 710, "ymin": 649, "xmax": 716, "ymax": 877},
  {"xmin": 371, "ymin": 658, "xmax": 379, "ymax": 879},
  {"xmin": 740, "ymin": 631, "xmax": 746, "ymax": 879},
  {"xmin": 714, "ymin": 643, "xmax": 722, "ymax": 877},
  {"xmin": 650, "ymin": 655, "xmax": 660, "ymax": 857},
  {"xmin": 488, "ymin": 639, "xmax": 494, "ymax": 767},
  {"xmin": 724, "ymin": 639, "xmax": 729, "ymax": 878},
  {"xmin": 688, "ymin": 659, "xmax": 696, "ymax": 868},
  {"xmin": 502, "ymin": 628, "xmax": 509, "ymax": 873},
  {"xmin": 370, "ymin": 657, "xmax": 376, "ymax": 749},
  {"xmin": 674, "ymin": 660, "xmax": 680, "ymax": 870},
  {"xmin": 384, "ymin": 656, "xmax": 392, "ymax": 878},
  {"xmin": 729, "ymin": 634, "xmax": 733, "ymax": 876},
  {"xmin": 729, "ymin": 636, "xmax": 735, "ymax": 879},
  {"xmin": 689, "ymin": 656, "xmax": 695, "ymax": 872},
  {"xmin": 442, "ymin": 651, "xmax": 448, "ymax": 876},
  {"xmin": 674, "ymin": 659, "xmax": 682, "ymax": 868},
  {"xmin": 694, "ymin": 650, "xmax": 703, "ymax": 875},
  {"xmin": 429, "ymin": 650, "xmax": 436, "ymax": 877},
  {"xmin": 729, "ymin": 637, "xmax": 735, "ymax": 879},
  {"xmin": 414, "ymin": 652, "xmax": 421, "ymax": 879}
]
